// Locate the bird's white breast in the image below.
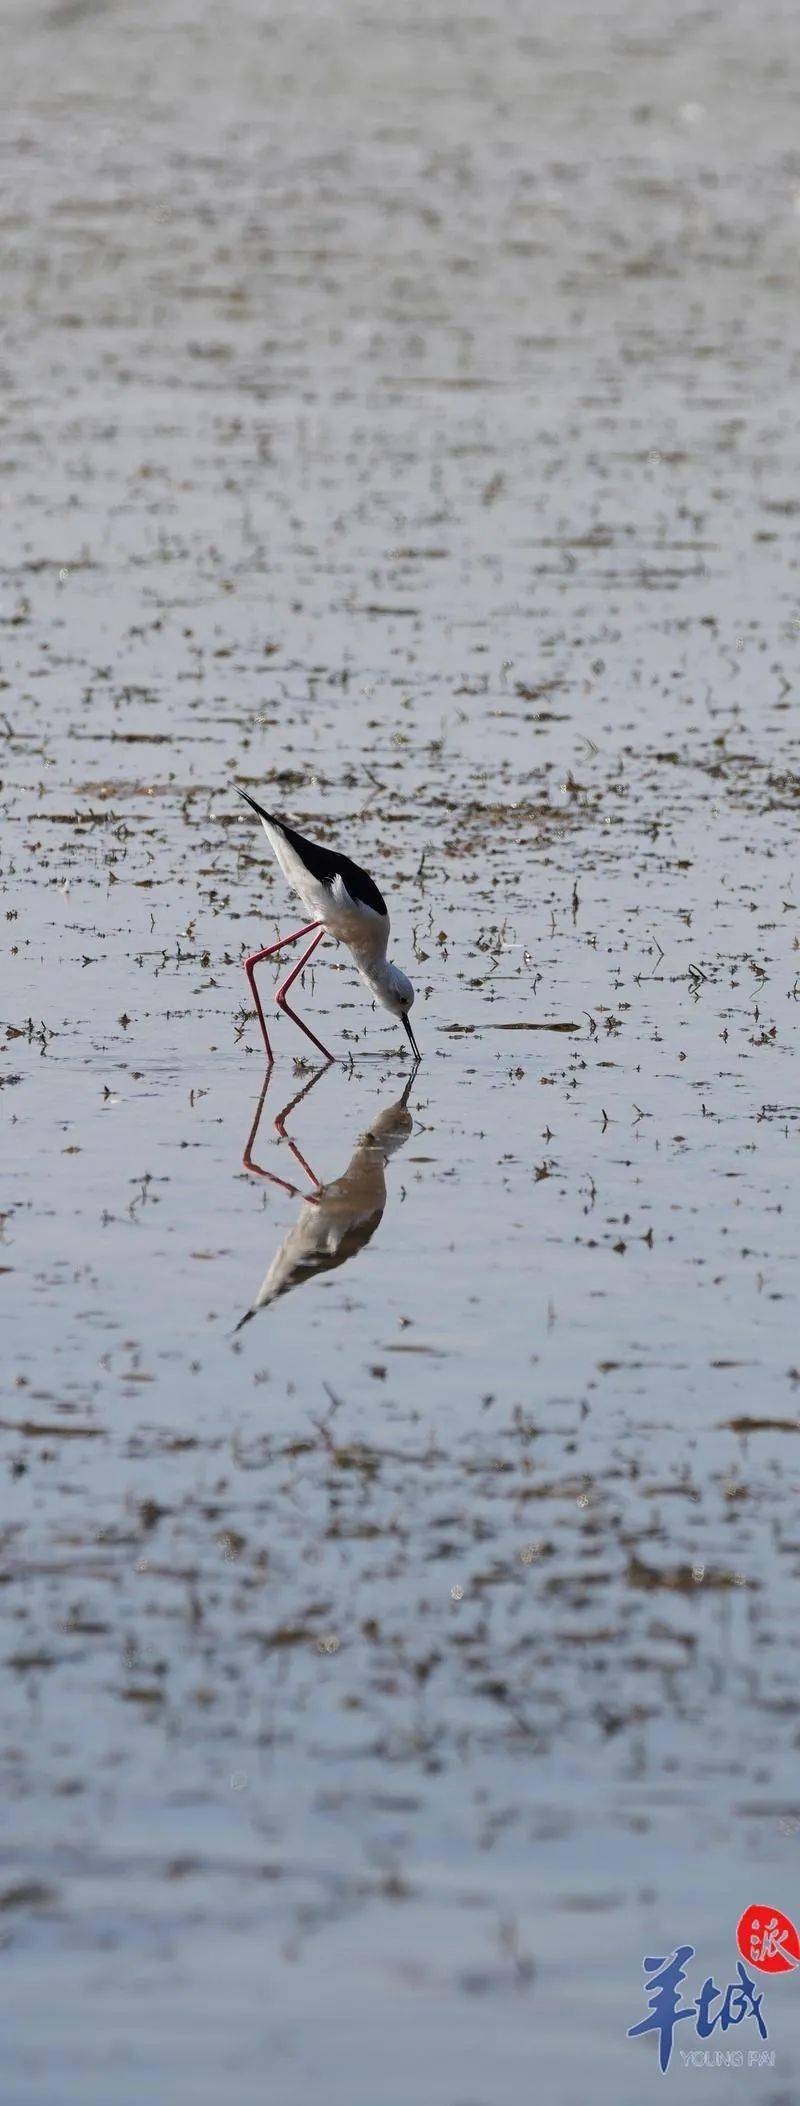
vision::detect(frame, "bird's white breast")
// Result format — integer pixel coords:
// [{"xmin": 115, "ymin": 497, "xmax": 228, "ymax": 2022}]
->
[{"xmin": 326, "ymin": 874, "xmax": 388, "ymax": 965}]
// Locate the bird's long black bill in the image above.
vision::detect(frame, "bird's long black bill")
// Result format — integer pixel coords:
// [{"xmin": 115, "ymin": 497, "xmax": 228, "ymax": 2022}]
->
[{"xmin": 402, "ymin": 1014, "xmax": 421, "ymax": 1063}]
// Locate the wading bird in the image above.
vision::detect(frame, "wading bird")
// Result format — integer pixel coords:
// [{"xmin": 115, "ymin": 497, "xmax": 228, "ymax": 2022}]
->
[
  {"xmin": 237, "ymin": 1066, "xmax": 415, "ymax": 1327},
  {"xmin": 236, "ymin": 787, "xmax": 420, "ymax": 1064}
]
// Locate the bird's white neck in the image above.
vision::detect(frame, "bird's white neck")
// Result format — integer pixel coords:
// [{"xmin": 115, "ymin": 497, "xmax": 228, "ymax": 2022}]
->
[{"xmin": 359, "ymin": 957, "xmax": 402, "ymax": 1013}]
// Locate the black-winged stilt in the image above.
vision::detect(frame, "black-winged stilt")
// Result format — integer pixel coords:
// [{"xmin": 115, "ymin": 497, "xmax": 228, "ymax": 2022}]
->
[
  {"xmin": 237, "ymin": 1066, "xmax": 414, "ymax": 1326},
  {"xmin": 236, "ymin": 788, "xmax": 420, "ymax": 1064}
]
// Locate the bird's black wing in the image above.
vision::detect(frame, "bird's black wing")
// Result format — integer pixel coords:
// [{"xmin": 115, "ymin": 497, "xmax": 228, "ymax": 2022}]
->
[{"xmin": 236, "ymin": 788, "xmax": 387, "ymax": 916}]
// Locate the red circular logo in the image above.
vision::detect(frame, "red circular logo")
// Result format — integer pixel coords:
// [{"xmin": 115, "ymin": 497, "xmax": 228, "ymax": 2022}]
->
[{"xmin": 737, "ymin": 1904, "xmax": 800, "ymax": 1974}]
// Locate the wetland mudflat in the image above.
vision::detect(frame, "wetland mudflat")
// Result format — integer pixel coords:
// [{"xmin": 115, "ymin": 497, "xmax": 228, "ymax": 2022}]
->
[{"xmin": 2, "ymin": 0, "xmax": 800, "ymax": 2099}]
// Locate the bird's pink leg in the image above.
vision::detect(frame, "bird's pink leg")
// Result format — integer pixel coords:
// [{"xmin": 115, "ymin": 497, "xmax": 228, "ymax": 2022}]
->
[
  {"xmin": 275, "ymin": 928, "xmax": 335, "ymax": 1063},
  {"xmin": 242, "ymin": 1064, "xmax": 327, "ymax": 1196},
  {"xmin": 274, "ymin": 1096, "xmax": 323, "ymax": 1191},
  {"xmin": 242, "ymin": 1072, "xmax": 303, "ymax": 1195},
  {"xmin": 244, "ymin": 920, "xmax": 323, "ymax": 1061}
]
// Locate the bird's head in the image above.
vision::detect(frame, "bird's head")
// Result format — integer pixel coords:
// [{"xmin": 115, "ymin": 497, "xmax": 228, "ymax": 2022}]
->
[
  {"xmin": 360, "ymin": 960, "xmax": 421, "ymax": 1059},
  {"xmin": 384, "ymin": 964, "xmax": 420, "ymax": 1060},
  {"xmin": 384, "ymin": 964, "xmax": 415, "ymax": 1015}
]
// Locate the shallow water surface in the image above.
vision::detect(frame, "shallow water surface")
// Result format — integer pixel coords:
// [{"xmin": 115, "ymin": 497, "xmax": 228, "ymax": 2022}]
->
[{"xmin": 2, "ymin": 0, "xmax": 800, "ymax": 2099}]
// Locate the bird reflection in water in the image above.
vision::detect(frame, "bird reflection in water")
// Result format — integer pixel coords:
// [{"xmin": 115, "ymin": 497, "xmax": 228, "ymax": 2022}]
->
[{"xmin": 237, "ymin": 1066, "xmax": 415, "ymax": 1326}]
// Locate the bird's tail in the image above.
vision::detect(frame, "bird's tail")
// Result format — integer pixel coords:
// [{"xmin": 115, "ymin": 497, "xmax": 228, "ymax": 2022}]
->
[{"xmin": 235, "ymin": 785, "xmax": 275, "ymax": 826}]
